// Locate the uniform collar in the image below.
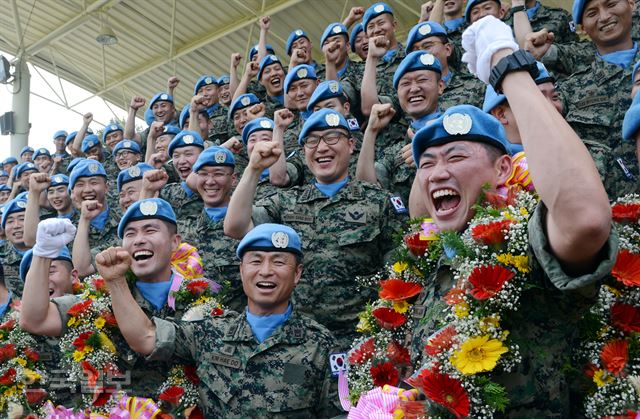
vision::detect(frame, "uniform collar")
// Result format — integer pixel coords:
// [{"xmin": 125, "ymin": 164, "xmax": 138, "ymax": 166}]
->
[
  {"xmin": 299, "ymin": 178, "xmax": 363, "ymax": 203},
  {"xmin": 223, "ymin": 307, "xmax": 306, "ymax": 345}
]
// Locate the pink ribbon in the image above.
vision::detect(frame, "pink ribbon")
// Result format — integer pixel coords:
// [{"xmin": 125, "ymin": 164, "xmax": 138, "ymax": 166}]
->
[
  {"xmin": 171, "ymin": 243, "xmax": 205, "ymax": 279},
  {"xmin": 347, "ymin": 386, "xmax": 417, "ymax": 419},
  {"xmin": 45, "ymin": 396, "xmax": 160, "ymax": 419},
  {"xmin": 338, "ymin": 370, "xmax": 352, "ymax": 411},
  {"xmin": 166, "ymin": 271, "xmax": 184, "ymax": 310},
  {"xmin": 44, "ymin": 401, "xmax": 88, "ymax": 418}
]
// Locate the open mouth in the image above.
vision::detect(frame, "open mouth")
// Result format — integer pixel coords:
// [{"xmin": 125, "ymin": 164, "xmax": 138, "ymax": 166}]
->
[
  {"xmin": 49, "ymin": 288, "xmax": 55, "ymax": 296},
  {"xmin": 177, "ymin": 167, "xmax": 191, "ymax": 178},
  {"xmin": 315, "ymin": 156, "xmax": 334, "ymax": 167},
  {"xmin": 132, "ymin": 250, "xmax": 154, "ymax": 261},
  {"xmin": 432, "ymin": 188, "xmax": 461, "ymax": 216},
  {"xmin": 256, "ymin": 281, "xmax": 277, "ymax": 290},
  {"xmin": 600, "ymin": 21, "xmax": 617, "ymax": 32},
  {"xmin": 270, "ymin": 76, "xmax": 281, "ymax": 88},
  {"xmin": 408, "ymin": 95, "xmax": 425, "ymax": 105},
  {"xmin": 82, "ymin": 193, "xmax": 97, "ymax": 201}
]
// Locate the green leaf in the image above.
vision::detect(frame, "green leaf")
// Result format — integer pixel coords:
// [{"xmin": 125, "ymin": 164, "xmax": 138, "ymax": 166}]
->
[{"xmin": 477, "ymin": 376, "xmax": 509, "ymax": 412}]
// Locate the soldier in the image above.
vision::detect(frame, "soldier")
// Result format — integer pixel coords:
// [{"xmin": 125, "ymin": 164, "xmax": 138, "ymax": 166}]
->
[
  {"xmin": 112, "ymin": 140, "xmax": 141, "ymax": 170},
  {"xmin": 52, "ymin": 130, "xmax": 71, "ymax": 174},
  {"xmin": 47, "ymin": 174, "xmax": 75, "ymax": 219},
  {"xmin": 194, "ymin": 75, "xmax": 229, "ymax": 144},
  {"xmin": 100, "ymin": 222, "xmax": 339, "ymax": 417},
  {"xmin": 0, "ymin": 197, "xmax": 30, "ymax": 296},
  {"xmin": 506, "ymin": 0, "xmax": 577, "ymax": 47},
  {"xmin": 11, "ymin": 162, "xmax": 38, "ymax": 196},
  {"xmin": 117, "ymin": 163, "xmax": 155, "ymax": 211},
  {"xmin": 2, "ymin": 157, "xmax": 18, "ymax": 181},
  {"xmin": 78, "ymin": 132, "xmax": 120, "ymax": 182},
  {"xmin": 0, "ymin": 265, "xmax": 11, "ymax": 321},
  {"xmin": 218, "ymin": 75, "xmax": 233, "ymax": 107},
  {"xmin": 285, "ymin": 29, "xmax": 326, "ymax": 81},
  {"xmin": 633, "ymin": 60, "xmax": 640, "ymax": 98},
  {"xmin": 33, "ymin": 148, "xmax": 53, "ymax": 174},
  {"xmin": 124, "ymin": 92, "xmax": 179, "ymax": 155},
  {"xmin": 20, "ymin": 146, "xmax": 34, "ymax": 163},
  {"xmin": 465, "ymin": 0, "xmax": 505, "ymax": 24},
  {"xmin": 102, "ymin": 123, "xmax": 125, "ymax": 151},
  {"xmin": 350, "ymin": 23, "xmax": 368, "ymax": 61},
  {"xmin": 283, "ymin": 64, "xmax": 320, "ymax": 155},
  {"xmin": 0, "ymin": 184, "xmax": 10, "ymax": 204},
  {"xmin": 224, "ymin": 109, "xmax": 407, "ymax": 349},
  {"xmin": 257, "ymin": 55, "xmax": 286, "ymax": 110}
]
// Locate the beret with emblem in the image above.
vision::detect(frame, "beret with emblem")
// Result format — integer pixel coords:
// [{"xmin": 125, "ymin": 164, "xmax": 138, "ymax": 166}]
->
[
  {"xmin": 194, "ymin": 75, "xmax": 219, "ymax": 96},
  {"xmin": 162, "ymin": 125, "xmax": 181, "ymax": 137},
  {"xmin": 0, "ymin": 184, "xmax": 10, "ymax": 191},
  {"xmin": 307, "ymin": 80, "xmax": 344, "ymax": 112},
  {"xmin": 179, "ymin": 104, "xmax": 191, "ymax": 129},
  {"xmin": 405, "ymin": 21, "xmax": 448, "ymax": 54},
  {"xmin": 218, "ymin": 74, "xmax": 231, "ymax": 85},
  {"xmin": 53, "ymin": 130, "xmax": 68, "ymax": 140},
  {"xmin": 14, "ymin": 162, "xmax": 38, "ymax": 178},
  {"xmin": 286, "ymin": 29, "xmax": 310, "ymax": 56},
  {"xmin": 572, "ymin": 0, "xmax": 588, "ymax": 24},
  {"xmin": 321, "ymin": 22, "xmax": 348, "ymax": 46},
  {"xmin": 248, "ymin": 43, "xmax": 276, "ymax": 61},
  {"xmin": 118, "ymin": 197, "xmax": 177, "ymax": 239},
  {"xmin": 117, "ymin": 162, "xmax": 154, "ymax": 193},
  {"xmin": 20, "ymin": 246, "xmax": 73, "ymax": 282},
  {"xmin": 20, "ymin": 146, "xmax": 34, "ymax": 157},
  {"xmin": 623, "ymin": 92, "xmax": 640, "ymax": 141},
  {"xmin": 33, "ymin": 148, "xmax": 52, "ymax": 160},
  {"xmin": 284, "ymin": 64, "xmax": 317, "ymax": 94},
  {"xmin": 298, "ymin": 109, "xmax": 349, "ymax": 145},
  {"xmin": 258, "ymin": 55, "xmax": 284, "ymax": 81},
  {"xmin": 350, "ymin": 23, "xmax": 364, "ymax": 53},
  {"xmin": 242, "ymin": 117, "xmax": 274, "ymax": 145},
  {"xmin": 67, "ymin": 157, "xmax": 86, "ymax": 174},
  {"xmin": 393, "ymin": 51, "xmax": 442, "ymax": 90},
  {"xmin": 0, "ymin": 172, "xmax": 9, "ymax": 180},
  {"xmin": 65, "ymin": 131, "xmax": 78, "ymax": 146},
  {"xmin": 102, "ymin": 124, "xmax": 124, "ymax": 142},
  {"xmin": 81, "ymin": 134, "xmax": 101, "ymax": 154},
  {"xmin": 167, "ymin": 130, "xmax": 205, "ymax": 157},
  {"xmin": 2, "ymin": 197, "xmax": 27, "ymax": 229},
  {"xmin": 192, "ymin": 146, "xmax": 235, "ymax": 172},
  {"xmin": 112, "ymin": 139, "xmax": 141, "ymax": 157},
  {"xmin": 236, "ymin": 223, "xmax": 303, "ymax": 258},
  {"xmin": 483, "ymin": 61, "xmax": 554, "ymax": 113},
  {"xmin": 2, "ymin": 157, "xmax": 17, "ymax": 166},
  {"xmin": 363, "ymin": 2, "xmax": 394, "ymax": 29},
  {"xmin": 49, "ymin": 174, "xmax": 69, "ymax": 188},
  {"xmin": 465, "ymin": 0, "xmax": 501, "ymax": 23},
  {"xmin": 412, "ymin": 104, "xmax": 510, "ymax": 165},
  {"xmin": 69, "ymin": 159, "xmax": 107, "ymax": 191},
  {"xmin": 149, "ymin": 92, "xmax": 174, "ymax": 108},
  {"xmin": 228, "ymin": 93, "xmax": 261, "ymax": 120}
]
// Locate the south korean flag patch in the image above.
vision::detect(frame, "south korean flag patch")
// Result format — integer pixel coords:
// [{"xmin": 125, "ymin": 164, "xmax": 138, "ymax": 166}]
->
[
  {"xmin": 390, "ymin": 196, "xmax": 407, "ymax": 214},
  {"xmin": 329, "ymin": 352, "xmax": 347, "ymax": 377},
  {"xmin": 347, "ymin": 118, "xmax": 360, "ymax": 131}
]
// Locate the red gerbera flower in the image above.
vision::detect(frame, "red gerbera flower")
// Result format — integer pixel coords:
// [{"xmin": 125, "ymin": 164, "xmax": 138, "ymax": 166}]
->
[
  {"xmin": 471, "ymin": 220, "xmax": 513, "ymax": 246},
  {"xmin": 611, "ymin": 303, "xmax": 640, "ymax": 333},
  {"xmin": 379, "ymin": 279, "xmax": 423, "ymax": 302},
  {"xmin": 72, "ymin": 281, "xmax": 84, "ymax": 294},
  {"xmin": 101, "ymin": 311, "xmax": 118, "ymax": 327},
  {"xmin": 483, "ymin": 187, "xmax": 518, "ymax": 209},
  {"xmin": 0, "ymin": 367, "xmax": 16, "ymax": 385},
  {"xmin": 186, "ymin": 280, "xmax": 210, "ymax": 296},
  {"xmin": 372, "ymin": 307, "xmax": 407, "ymax": 330},
  {"xmin": 24, "ymin": 347, "xmax": 39, "ymax": 362},
  {"xmin": 211, "ymin": 307, "xmax": 224, "ymax": 316},
  {"xmin": 612, "ymin": 250, "xmax": 640, "ymax": 287},
  {"xmin": 370, "ymin": 362, "xmax": 399, "ymax": 387},
  {"xmin": 612, "ymin": 203, "xmax": 640, "ymax": 223},
  {"xmin": 92, "ymin": 387, "xmax": 114, "ymax": 407},
  {"xmin": 584, "ymin": 363, "xmax": 598, "ymax": 378},
  {"xmin": 404, "ymin": 232, "xmax": 431, "ymax": 257},
  {"xmin": 468, "ymin": 265, "xmax": 514, "ymax": 300},
  {"xmin": 349, "ymin": 338, "xmax": 375, "ymax": 365},
  {"xmin": 443, "ymin": 287, "xmax": 465, "ymax": 305},
  {"xmin": 159, "ymin": 385, "xmax": 185, "ymax": 407},
  {"xmin": 187, "ymin": 406, "xmax": 204, "ymax": 419},
  {"xmin": 601, "ymin": 340, "xmax": 628, "ymax": 375},
  {"xmin": 387, "ymin": 341, "xmax": 411, "ymax": 366},
  {"xmin": 184, "ymin": 365, "xmax": 201, "ymax": 385},
  {"xmin": 73, "ymin": 331, "xmax": 93, "ymax": 350},
  {"xmin": 0, "ymin": 344, "xmax": 16, "ymax": 362},
  {"xmin": 418, "ymin": 369, "xmax": 470, "ymax": 419},
  {"xmin": 0, "ymin": 319, "xmax": 15, "ymax": 330},
  {"xmin": 92, "ymin": 278, "xmax": 107, "ymax": 293},
  {"xmin": 425, "ymin": 326, "xmax": 457, "ymax": 357},
  {"xmin": 82, "ymin": 361, "xmax": 100, "ymax": 388},
  {"xmin": 25, "ymin": 388, "xmax": 47, "ymax": 406},
  {"xmin": 67, "ymin": 300, "xmax": 92, "ymax": 317}
]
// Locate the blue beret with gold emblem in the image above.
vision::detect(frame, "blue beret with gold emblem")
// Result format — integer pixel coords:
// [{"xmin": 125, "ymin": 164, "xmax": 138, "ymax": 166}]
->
[
  {"xmin": 284, "ymin": 64, "xmax": 317, "ymax": 94},
  {"xmin": 393, "ymin": 51, "xmax": 442, "ymax": 90},
  {"xmin": 20, "ymin": 246, "xmax": 73, "ymax": 282},
  {"xmin": 20, "ymin": 146, "xmax": 34, "ymax": 157},
  {"xmin": 81, "ymin": 134, "xmax": 101, "ymax": 154},
  {"xmin": 248, "ymin": 43, "xmax": 276, "ymax": 61},
  {"xmin": 14, "ymin": 162, "xmax": 38, "ymax": 178},
  {"xmin": 167, "ymin": 130, "xmax": 205, "ymax": 157},
  {"xmin": 321, "ymin": 23, "xmax": 348, "ymax": 46},
  {"xmin": 286, "ymin": 30, "xmax": 310, "ymax": 56},
  {"xmin": 350, "ymin": 23, "xmax": 364, "ymax": 53},
  {"xmin": 117, "ymin": 162, "xmax": 154, "ymax": 193},
  {"xmin": 258, "ymin": 55, "xmax": 284, "ymax": 81},
  {"xmin": 49, "ymin": 174, "xmax": 69, "ymax": 188},
  {"xmin": 193, "ymin": 146, "xmax": 235, "ymax": 172},
  {"xmin": 69, "ymin": 159, "xmax": 107, "ymax": 190},
  {"xmin": 33, "ymin": 148, "xmax": 51, "ymax": 160},
  {"xmin": 2, "ymin": 197, "xmax": 27, "ymax": 229},
  {"xmin": 405, "ymin": 21, "xmax": 448, "ymax": 54},
  {"xmin": 194, "ymin": 75, "xmax": 219, "ymax": 96},
  {"xmin": 363, "ymin": 2, "xmax": 394, "ymax": 30},
  {"xmin": 307, "ymin": 80, "xmax": 344, "ymax": 112},
  {"xmin": 53, "ymin": 130, "xmax": 68, "ymax": 140},
  {"xmin": 149, "ymin": 92, "xmax": 174, "ymax": 108},
  {"xmin": 241, "ymin": 117, "xmax": 274, "ymax": 145},
  {"xmin": 236, "ymin": 223, "xmax": 303, "ymax": 258},
  {"xmin": 112, "ymin": 140, "xmax": 141, "ymax": 157},
  {"xmin": 228, "ymin": 94, "xmax": 261, "ymax": 120},
  {"xmin": 102, "ymin": 124, "xmax": 124, "ymax": 142},
  {"xmin": 118, "ymin": 197, "xmax": 177, "ymax": 239}
]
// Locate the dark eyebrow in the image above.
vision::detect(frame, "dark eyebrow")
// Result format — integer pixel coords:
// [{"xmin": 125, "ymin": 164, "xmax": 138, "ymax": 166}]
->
[{"xmin": 421, "ymin": 144, "xmax": 468, "ymax": 160}]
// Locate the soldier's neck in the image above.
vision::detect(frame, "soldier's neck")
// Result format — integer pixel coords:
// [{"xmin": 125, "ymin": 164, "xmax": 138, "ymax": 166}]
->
[{"xmin": 596, "ymin": 36, "xmax": 634, "ymax": 56}]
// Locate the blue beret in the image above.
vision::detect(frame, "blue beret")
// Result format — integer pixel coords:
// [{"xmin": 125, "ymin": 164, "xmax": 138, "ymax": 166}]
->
[
  {"xmin": 167, "ymin": 130, "xmax": 205, "ymax": 157},
  {"xmin": 162, "ymin": 125, "xmax": 181, "ymax": 137},
  {"xmin": 236, "ymin": 223, "xmax": 303, "ymax": 258},
  {"xmin": 53, "ymin": 130, "xmax": 68, "ymax": 140},
  {"xmin": 284, "ymin": 64, "xmax": 317, "ymax": 94},
  {"xmin": 69, "ymin": 159, "xmax": 107, "ymax": 190},
  {"xmin": 144, "ymin": 107, "xmax": 155, "ymax": 125},
  {"xmin": 321, "ymin": 23, "xmax": 348, "ymax": 46},
  {"xmin": 118, "ymin": 198, "xmax": 177, "ymax": 239},
  {"xmin": 194, "ymin": 75, "xmax": 218, "ymax": 96},
  {"xmin": 413, "ymin": 105, "xmax": 510, "ymax": 164},
  {"xmin": 20, "ymin": 146, "xmax": 34, "ymax": 157},
  {"xmin": 49, "ymin": 174, "xmax": 69, "ymax": 188},
  {"xmin": 228, "ymin": 94, "xmax": 260, "ymax": 119},
  {"xmin": 405, "ymin": 21, "xmax": 448, "ymax": 54},
  {"xmin": 572, "ymin": 0, "xmax": 587, "ymax": 24},
  {"xmin": 65, "ymin": 131, "xmax": 77, "ymax": 146},
  {"xmin": 33, "ymin": 148, "xmax": 51, "ymax": 160},
  {"xmin": 483, "ymin": 62, "xmax": 553, "ymax": 113},
  {"xmin": 192, "ymin": 146, "xmax": 235, "ymax": 172},
  {"xmin": 298, "ymin": 109, "xmax": 349, "ymax": 145},
  {"xmin": 81, "ymin": 134, "xmax": 101, "ymax": 153},
  {"xmin": 465, "ymin": 0, "xmax": 501, "ymax": 22},
  {"xmin": 2, "ymin": 197, "xmax": 27, "ymax": 229},
  {"xmin": 258, "ymin": 55, "xmax": 284, "ymax": 81},
  {"xmin": 102, "ymin": 124, "xmax": 123, "ymax": 142},
  {"xmin": 15, "ymin": 192, "xmax": 28, "ymax": 201},
  {"xmin": 0, "ymin": 172, "xmax": 9, "ymax": 179},
  {"xmin": 179, "ymin": 104, "xmax": 191, "ymax": 129},
  {"xmin": 218, "ymin": 74, "xmax": 231, "ymax": 85},
  {"xmin": 67, "ymin": 157, "xmax": 85, "ymax": 174},
  {"xmin": 112, "ymin": 140, "xmax": 141, "ymax": 157},
  {"xmin": 393, "ymin": 51, "xmax": 442, "ymax": 90},
  {"xmin": 633, "ymin": 61, "xmax": 640, "ymax": 84},
  {"xmin": 116, "ymin": 162, "xmax": 154, "ymax": 193},
  {"xmin": 248, "ymin": 43, "xmax": 276, "ymax": 61},
  {"xmin": 241, "ymin": 117, "xmax": 274, "ymax": 145},
  {"xmin": 15, "ymin": 162, "xmax": 38, "ymax": 178},
  {"xmin": 2, "ymin": 157, "xmax": 17, "ymax": 165},
  {"xmin": 363, "ymin": 3, "xmax": 394, "ymax": 30},
  {"xmin": 149, "ymin": 92, "xmax": 174, "ymax": 108},
  {"xmin": 286, "ymin": 30, "xmax": 310, "ymax": 56},
  {"xmin": 623, "ymin": 93, "xmax": 640, "ymax": 141},
  {"xmin": 20, "ymin": 246, "xmax": 73, "ymax": 282},
  {"xmin": 0, "ymin": 184, "xmax": 11, "ymax": 191},
  {"xmin": 307, "ymin": 80, "xmax": 344, "ymax": 111},
  {"xmin": 350, "ymin": 23, "xmax": 364, "ymax": 53}
]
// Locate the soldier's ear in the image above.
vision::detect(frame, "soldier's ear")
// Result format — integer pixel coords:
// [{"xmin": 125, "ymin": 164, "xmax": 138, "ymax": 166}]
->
[{"xmin": 293, "ymin": 261, "xmax": 303, "ymax": 285}]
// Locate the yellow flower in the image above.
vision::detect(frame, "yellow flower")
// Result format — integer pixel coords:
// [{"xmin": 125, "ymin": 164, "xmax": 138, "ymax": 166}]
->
[
  {"xmin": 72, "ymin": 350, "xmax": 85, "ymax": 361},
  {"xmin": 501, "ymin": 211, "xmax": 514, "ymax": 220},
  {"xmin": 593, "ymin": 369, "xmax": 614, "ymax": 387},
  {"xmin": 356, "ymin": 317, "xmax": 372, "ymax": 333},
  {"xmin": 94, "ymin": 317, "xmax": 106, "ymax": 329},
  {"xmin": 23, "ymin": 369, "xmax": 41, "ymax": 384},
  {"xmin": 67, "ymin": 317, "xmax": 77, "ymax": 327},
  {"xmin": 479, "ymin": 315, "xmax": 501, "ymax": 333},
  {"xmin": 3, "ymin": 386, "xmax": 15, "ymax": 397},
  {"xmin": 99, "ymin": 332, "xmax": 116, "ymax": 353},
  {"xmin": 519, "ymin": 207, "xmax": 529, "ymax": 217},
  {"xmin": 411, "ymin": 266, "xmax": 424, "ymax": 278},
  {"xmin": 393, "ymin": 300, "xmax": 410, "ymax": 314},
  {"xmin": 193, "ymin": 296, "xmax": 211, "ymax": 306},
  {"xmin": 495, "ymin": 253, "xmax": 530, "ymax": 274},
  {"xmin": 392, "ymin": 261, "xmax": 408, "ymax": 274},
  {"xmin": 15, "ymin": 358, "xmax": 26, "ymax": 367},
  {"xmin": 392, "ymin": 408, "xmax": 405, "ymax": 419},
  {"xmin": 450, "ymin": 335, "xmax": 508, "ymax": 375},
  {"xmin": 454, "ymin": 302, "xmax": 469, "ymax": 318},
  {"xmin": 605, "ymin": 285, "xmax": 622, "ymax": 297}
]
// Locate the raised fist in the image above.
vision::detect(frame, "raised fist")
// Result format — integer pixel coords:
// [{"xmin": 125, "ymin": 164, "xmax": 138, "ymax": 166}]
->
[
  {"xmin": 167, "ymin": 76, "xmax": 180, "ymax": 90},
  {"xmin": 249, "ymin": 141, "xmax": 282, "ymax": 172},
  {"xmin": 80, "ymin": 200, "xmax": 104, "ymax": 221},
  {"xmin": 130, "ymin": 96, "xmax": 146, "ymax": 111},
  {"xmin": 247, "ymin": 103, "xmax": 266, "ymax": 119},
  {"xmin": 83, "ymin": 112, "xmax": 93, "ymax": 125},
  {"xmin": 220, "ymin": 137, "xmax": 244, "ymax": 154},
  {"xmin": 142, "ymin": 169, "xmax": 168, "ymax": 194},
  {"xmin": 245, "ymin": 61, "xmax": 259, "ymax": 78},
  {"xmin": 368, "ymin": 36, "xmax": 390, "ymax": 59},
  {"xmin": 29, "ymin": 173, "xmax": 50, "ymax": 194},
  {"xmin": 96, "ymin": 247, "xmax": 132, "ymax": 283},
  {"xmin": 32, "ymin": 218, "xmax": 76, "ymax": 259},
  {"xmin": 259, "ymin": 16, "xmax": 271, "ymax": 30},
  {"xmin": 368, "ymin": 103, "xmax": 396, "ymax": 132},
  {"xmin": 231, "ymin": 53, "xmax": 242, "ymax": 68},
  {"xmin": 274, "ymin": 108, "xmax": 294, "ymax": 129},
  {"xmin": 149, "ymin": 152, "xmax": 169, "ymax": 168},
  {"xmin": 524, "ymin": 29, "xmax": 555, "ymax": 60}
]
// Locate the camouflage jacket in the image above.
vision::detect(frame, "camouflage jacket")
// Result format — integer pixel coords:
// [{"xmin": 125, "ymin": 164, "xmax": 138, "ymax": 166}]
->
[
  {"xmin": 88, "ymin": 206, "xmax": 122, "ymax": 255},
  {"xmin": 408, "ymin": 204, "xmax": 617, "ymax": 418},
  {"xmin": 375, "ymin": 45, "xmax": 407, "ymax": 117},
  {"xmin": 439, "ymin": 70, "xmax": 486, "ymax": 110},
  {"xmin": 159, "ymin": 182, "xmax": 204, "ymax": 231},
  {"xmin": 340, "ymin": 60, "xmax": 366, "ymax": 124},
  {"xmin": 375, "ymin": 138, "xmax": 415, "ymax": 205},
  {"xmin": 504, "ymin": 4, "xmax": 578, "ymax": 45},
  {"xmin": 149, "ymin": 308, "xmax": 340, "ymax": 418},
  {"xmin": 208, "ymin": 104, "xmax": 230, "ymax": 144},
  {"xmin": 252, "ymin": 179, "xmax": 407, "ymax": 348},
  {"xmin": 0, "ymin": 245, "xmax": 25, "ymax": 297}
]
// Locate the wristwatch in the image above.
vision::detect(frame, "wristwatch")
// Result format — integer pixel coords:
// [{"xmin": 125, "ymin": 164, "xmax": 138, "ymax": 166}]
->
[
  {"xmin": 489, "ymin": 50, "xmax": 539, "ymax": 94},
  {"xmin": 511, "ymin": 5, "xmax": 526, "ymax": 13}
]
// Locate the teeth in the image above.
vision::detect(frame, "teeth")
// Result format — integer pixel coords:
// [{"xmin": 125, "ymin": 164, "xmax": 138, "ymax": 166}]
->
[
  {"xmin": 317, "ymin": 157, "xmax": 332, "ymax": 163},
  {"xmin": 133, "ymin": 250, "xmax": 153, "ymax": 261},
  {"xmin": 409, "ymin": 96, "xmax": 423, "ymax": 103},
  {"xmin": 432, "ymin": 189, "xmax": 458, "ymax": 199},
  {"xmin": 256, "ymin": 281, "xmax": 276, "ymax": 289}
]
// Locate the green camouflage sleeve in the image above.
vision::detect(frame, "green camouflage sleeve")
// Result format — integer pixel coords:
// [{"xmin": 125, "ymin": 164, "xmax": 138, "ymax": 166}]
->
[
  {"xmin": 146, "ymin": 316, "xmax": 197, "ymax": 365},
  {"xmin": 252, "ymin": 192, "xmax": 282, "ymax": 225},
  {"xmin": 52, "ymin": 294, "xmax": 82, "ymax": 335}
]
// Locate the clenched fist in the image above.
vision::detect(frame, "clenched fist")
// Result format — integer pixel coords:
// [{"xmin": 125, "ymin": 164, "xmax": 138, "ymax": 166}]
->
[{"xmin": 96, "ymin": 247, "xmax": 132, "ymax": 283}]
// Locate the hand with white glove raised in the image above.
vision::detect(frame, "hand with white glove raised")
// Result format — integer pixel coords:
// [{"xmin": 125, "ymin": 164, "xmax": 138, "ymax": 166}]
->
[
  {"xmin": 461, "ymin": 15, "xmax": 519, "ymax": 84},
  {"xmin": 32, "ymin": 218, "xmax": 76, "ymax": 259}
]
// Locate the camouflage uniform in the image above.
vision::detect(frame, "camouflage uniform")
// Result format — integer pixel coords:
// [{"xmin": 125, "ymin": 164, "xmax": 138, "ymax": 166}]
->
[
  {"xmin": 149, "ymin": 308, "xmax": 339, "ymax": 418},
  {"xmin": 408, "ymin": 204, "xmax": 617, "ymax": 418},
  {"xmin": 252, "ymin": 179, "xmax": 407, "ymax": 348},
  {"xmin": 440, "ymin": 71, "xmax": 486, "ymax": 110},
  {"xmin": 0, "ymin": 246, "xmax": 25, "ymax": 297},
  {"xmin": 246, "ymin": 79, "xmax": 266, "ymax": 99},
  {"xmin": 375, "ymin": 138, "xmax": 414, "ymax": 205},
  {"xmin": 374, "ymin": 45, "xmax": 407, "ymax": 114},
  {"xmin": 53, "ymin": 153, "xmax": 72, "ymax": 175},
  {"xmin": 88, "ymin": 206, "xmax": 122, "ymax": 255},
  {"xmin": 262, "ymin": 95, "xmax": 284, "ymax": 119},
  {"xmin": 159, "ymin": 182, "xmax": 204, "ymax": 229},
  {"xmin": 208, "ymin": 105, "xmax": 230, "ymax": 145},
  {"xmin": 559, "ymin": 49, "xmax": 640, "ymax": 199},
  {"xmin": 446, "ymin": 25, "xmax": 465, "ymax": 73},
  {"xmin": 503, "ymin": 4, "xmax": 578, "ymax": 45},
  {"xmin": 282, "ymin": 112, "xmax": 304, "ymax": 158},
  {"xmin": 340, "ymin": 60, "xmax": 366, "ymax": 124},
  {"xmin": 371, "ymin": 114, "xmax": 411, "ymax": 162}
]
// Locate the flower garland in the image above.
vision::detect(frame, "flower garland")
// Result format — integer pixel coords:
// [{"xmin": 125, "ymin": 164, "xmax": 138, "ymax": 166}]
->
[
  {"xmin": 347, "ymin": 188, "xmax": 539, "ymax": 417},
  {"xmin": 0, "ymin": 305, "xmax": 49, "ymax": 417},
  {"xmin": 578, "ymin": 194, "xmax": 640, "ymax": 418}
]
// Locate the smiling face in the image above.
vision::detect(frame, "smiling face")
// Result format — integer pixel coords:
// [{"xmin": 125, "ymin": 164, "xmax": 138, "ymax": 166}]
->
[
  {"xmin": 72, "ymin": 176, "xmax": 108, "ymax": 205},
  {"xmin": 105, "ymin": 130, "xmax": 123, "ymax": 150},
  {"xmin": 398, "ymin": 69, "xmax": 444, "ymax": 119},
  {"xmin": 115, "ymin": 150, "xmax": 140, "ymax": 170},
  {"xmin": 122, "ymin": 219, "xmax": 180, "ymax": 282},
  {"xmin": 291, "ymin": 37, "xmax": 312, "ymax": 63},
  {"xmin": 194, "ymin": 166, "xmax": 236, "ymax": 208},
  {"xmin": 152, "ymin": 101, "xmax": 176, "ymax": 124},
  {"xmin": 172, "ymin": 146, "xmax": 202, "ymax": 180},
  {"xmin": 35, "ymin": 155, "xmax": 52, "ymax": 173},
  {"xmin": 21, "ymin": 152, "xmax": 33, "ymax": 163},
  {"xmin": 303, "ymin": 128, "xmax": 354, "ymax": 184},
  {"xmin": 353, "ymin": 30, "xmax": 369, "ymax": 60},
  {"xmin": 219, "ymin": 84, "xmax": 231, "ymax": 106},
  {"xmin": 5, "ymin": 212, "xmax": 25, "ymax": 248},
  {"xmin": 48, "ymin": 260, "xmax": 75, "ymax": 298},
  {"xmin": 469, "ymin": 0, "xmax": 503, "ymax": 23},
  {"xmin": 119, "ymin": 179, "xmax": 142, "ymax": 211},
  {"xmin": 47, "ymin": 185, "xmax": 73, "ymax": 214},
  {"xmin": 240, "ymin": 250, "xmax": 302, "ymax": 315},
  {"xmin": 0, "ymin": 191, "xmax": 9, "ymax": 204},
  {"xmin": 233, "ymin": 108, "xmax": 251, "ymax": 134},
  {"xmin": 19, "ymin": 170, "xmax": 36, "ymax": 190},
  {"xmin": 444, "ymin": 0, "xmax": 464, "ymax": 15},
  {"xmin": 155, "ymin": 134, "xmax": 173, "ymax": 155},
  {"xmin": 411, "ymin": 37, "xmax": 452, "ymax": 73},
  {"xmin": 366, "ymin": 13, "xmax": 397, "ymax": 45},
  {"xmin": 247, "ymin": 130, "xmax": 274, "ymax": 156},
  {"xmin": 260, "ymin": 63, "xmax": 286, "ymax": 97},
  {"xmin": 417, "ymin": 141, "xmax": 512, "ymax": 232},
  {"xmin": 287, "ymin": 79, "xmax": 319, "ymax": 111},
  {"xmin": 581, "ymin": 0, "xmax": 634, "ymax": 52},
  {"xmin": 197, "ymin": 84, "xmax": 220, "ymax": 108}
]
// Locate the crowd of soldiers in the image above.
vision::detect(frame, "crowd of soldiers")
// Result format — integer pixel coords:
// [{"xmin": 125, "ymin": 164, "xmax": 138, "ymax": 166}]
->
[{"xmin": 0, "ymin": 0, "xmax": 638, "ymax": 416}]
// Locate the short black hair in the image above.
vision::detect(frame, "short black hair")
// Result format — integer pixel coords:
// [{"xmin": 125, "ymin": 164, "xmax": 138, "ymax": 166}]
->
[{"xmin": 480, "ymin": 142, "xmax": 508, "ymax": 163}]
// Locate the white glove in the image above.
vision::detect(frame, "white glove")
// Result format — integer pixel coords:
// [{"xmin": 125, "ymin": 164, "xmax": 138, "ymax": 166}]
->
[
  {"xmin": 32, "ymin": 218, "xmax": 76, "ymax": 259},
  {"xmin": 461, "ymin": 15, "xmax": 519, "ymax": 84}
]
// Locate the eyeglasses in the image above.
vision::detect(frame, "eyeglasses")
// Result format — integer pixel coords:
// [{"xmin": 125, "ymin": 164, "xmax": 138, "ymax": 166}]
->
[
  {"xmin": 303, "ymin": 131, "xmax": 348, "ymax": 149},
  {"xmin": 196, "ymin": 171, "xmax": 232, "ymax": 181},
  {"xmin": 116, "ymin": 150, "xmax": 136, "ymax": 159}
]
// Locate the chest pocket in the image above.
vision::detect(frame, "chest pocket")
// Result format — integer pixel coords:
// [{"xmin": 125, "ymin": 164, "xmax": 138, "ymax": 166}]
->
[
  {"xmin": 267, "ymin": 363, "xmax": 317, "ymax": 415},
  {"xmin": 337, "ymin": 224, "xmax": 381, "ymax": 247},
  {"xmin": 566, "ymin": 94, "xmax": 615, "ymax": 128},
  {"xmin": 198, "ymin": 352, "xmax": 243, "ymax": 404}
]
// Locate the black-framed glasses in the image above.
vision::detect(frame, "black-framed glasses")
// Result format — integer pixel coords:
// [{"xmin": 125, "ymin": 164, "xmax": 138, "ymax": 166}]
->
[{"xmin": 303, "ymin": 131, "xmax": 348, "ymax": 149}]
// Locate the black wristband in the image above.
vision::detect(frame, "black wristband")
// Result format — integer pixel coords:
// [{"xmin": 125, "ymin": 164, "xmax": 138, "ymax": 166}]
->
[
  {"xmin": 489, "ymin": 50, "xmax": 539, "ymax": 94},
  {"xmin": 511, "ymin": 5, "xmax": 526, "ymax": 13}
]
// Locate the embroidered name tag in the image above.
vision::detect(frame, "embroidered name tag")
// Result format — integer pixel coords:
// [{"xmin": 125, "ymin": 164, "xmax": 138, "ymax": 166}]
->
[
  {"xmin": 210, "ymin": 353, "xmax": 242, "ymax": 369},
  {"xmin": 283, "ymin": 213, "xmax": 314, "ymax": 223},
  {"xmin": 575, "ymin": 95, "xmax": 609, "ymax": 109}
]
